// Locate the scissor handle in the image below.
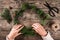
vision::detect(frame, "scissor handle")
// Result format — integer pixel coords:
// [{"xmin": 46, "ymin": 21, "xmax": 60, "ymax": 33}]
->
[
  {"xmin": 52, "ymin": 7, "xmax": 59, "ymax": 13},
  {"xmin": 49, "ymin": 10, "xmax": 55, "ymax": 17}
]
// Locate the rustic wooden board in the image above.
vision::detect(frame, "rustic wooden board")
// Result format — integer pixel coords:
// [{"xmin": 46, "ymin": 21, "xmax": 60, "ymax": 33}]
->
[{"xmin": 0, "ymin": 0, "xmax": 60, "ymax": 40}]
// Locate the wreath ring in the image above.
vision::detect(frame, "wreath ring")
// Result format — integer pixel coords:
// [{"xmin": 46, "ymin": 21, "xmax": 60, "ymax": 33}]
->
[{"xmin": 1, "ymin": 3, "xmax": 50, "ymax": 36}]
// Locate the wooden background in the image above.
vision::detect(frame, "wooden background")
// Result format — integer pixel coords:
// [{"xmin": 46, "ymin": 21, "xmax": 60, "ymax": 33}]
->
[{"xmin": 0, "ymin": 0, "xmax": 60, "ymax": 40}]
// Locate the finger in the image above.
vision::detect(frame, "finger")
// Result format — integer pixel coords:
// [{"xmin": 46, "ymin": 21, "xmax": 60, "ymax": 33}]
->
[
  {"xmin": 32, "ymin": 25, "xmax": 44, "ymax": 31},
  {"xmin": 32, "ymin": 24, "xmax": 38, "ymax": 29},
  {"xmin": 33, "ymin": 28, "xmax": 35, "ymax": 30},
  {"xmin": 16, "ymin": 33, "xmax": 22, "ymax": 37},
  {"xmin": 33, "ymin": 28, "xmax": 39, "ymax": 33},
  {"xmin": 32, "ymin": 23, "xmax": 38, "ymax": 25},
  {"xmin": 32, "ymin": 23, "xmax": 39, "ymax": 27},
  {"xmin": 15, "ymin": 25, "xmax": 22, "ymax": 30},
  {"xmin": 33, "ymin": 23, "xmax": 43, "ymax": 28},
  {"xmin": 32, "ymin": 24, "xmax": 36, "ymax": 28},
  {"xmin": 17, "ymin": 26, "xmax": 24, "ymax": 32},
  {"xmin": 19, "ymin": 26, "xmax": 24, "ymax": 30}
]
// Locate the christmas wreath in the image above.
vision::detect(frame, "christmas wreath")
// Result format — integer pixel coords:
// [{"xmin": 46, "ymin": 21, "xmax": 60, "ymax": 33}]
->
[{"xmin": 1, "ymin": 3, "xmax": 50, "ymax": 36}]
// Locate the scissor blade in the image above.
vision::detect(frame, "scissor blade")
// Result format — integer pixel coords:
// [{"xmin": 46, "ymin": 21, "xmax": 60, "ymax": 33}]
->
[{"xmin": 44, "ymin": 1, "xmax": 51, "ymax": 8}]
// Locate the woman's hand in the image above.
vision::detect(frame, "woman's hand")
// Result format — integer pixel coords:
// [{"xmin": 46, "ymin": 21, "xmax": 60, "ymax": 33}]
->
[
  {"xmin": 32, "ymin": 23, "xmax": 47, "ymax": 37},
  {"xmin": 7, "ymin": 24, "xmax": 24, "ymax": 40}
]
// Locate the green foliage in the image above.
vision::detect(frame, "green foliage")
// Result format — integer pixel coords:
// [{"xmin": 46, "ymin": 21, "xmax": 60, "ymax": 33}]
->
[
  {"xmin": 21, "ymin": 3, "xmax": 30, "ymax": 10},
  {"xmin": 36, "ymin": 9, "xmax": 50, "ymax": 20},
  {"xmin": 31, "ymin": 5, "xmax": 37, "ymax": 10},
  {"xmin": 36, "ymin": 8, "xmax": 50, "ymax": 25},
  {"xmin": 21, "ymin": 27, "xmax": 36, "ymax": 36},
  {"xmin": 1, "ymin": 8, "xmax": 12, "ymax": 23},
  {"xmin": 14, "ymin": 10, "xmax": 24, "ymax": 24}
]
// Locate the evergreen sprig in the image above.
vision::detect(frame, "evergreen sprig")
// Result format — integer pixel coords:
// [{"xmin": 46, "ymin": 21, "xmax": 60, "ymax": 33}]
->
[
  {"xmin": 36, "ymin": 8, "xmax": 50, "ymax": 25},
  {"xmin": 21, "ymin": 27, "xmax": 36, "ymax": 36},
  {"xmin": 14, "ymin": 9, "xmax": 24, "ymax": 24},
  {"xmin": 1, "ymin": 8, "xmax": 12, "ymax": 23},
  {"xmin": 21, "ymin": 3, "xmax": 30, "ymax": 10}
]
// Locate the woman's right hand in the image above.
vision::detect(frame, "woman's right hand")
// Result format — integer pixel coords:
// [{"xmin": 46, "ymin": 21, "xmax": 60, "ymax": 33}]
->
[{"xmin": 7, "ymin": 24, "xmax": 24, "ymax": 40}]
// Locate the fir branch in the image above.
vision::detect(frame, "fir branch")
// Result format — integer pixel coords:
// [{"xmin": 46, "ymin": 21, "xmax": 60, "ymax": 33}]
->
[
  {"xmin": 14, "ymin": 9, "xmax": 24, "ymax": 24},
  {"xmin": 36, "ymin": 8, "xmax": 50, "ymax": 25},
  {"xmin": 35, "ymin": 8, "xmax": 50, "ymax": 19},
  {"xmin": 31, "ymin": 5, "xmax": 37, "ymax": 10},
  {"xmin": 21, "ymin": 27, "xmax": 36, "ymax": 36},
  {"xmin": 21, "ymin": 3, "xmax": 30, "ymax": 10},
  {"xmin": 1, "ymin": 8, "xmax": 12, "ymax": 23}
]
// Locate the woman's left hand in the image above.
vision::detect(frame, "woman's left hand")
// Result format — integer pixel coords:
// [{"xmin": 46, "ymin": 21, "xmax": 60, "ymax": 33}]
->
[{"xmin": 32, "ymin": 23, "xmax": 47, "ymax": 37}]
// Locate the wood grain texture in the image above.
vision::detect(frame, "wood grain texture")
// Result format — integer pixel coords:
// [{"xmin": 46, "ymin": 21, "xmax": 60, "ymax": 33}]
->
[{"xmin": 0, "ymin": 0, "xmax": 60, "ymax": 40}]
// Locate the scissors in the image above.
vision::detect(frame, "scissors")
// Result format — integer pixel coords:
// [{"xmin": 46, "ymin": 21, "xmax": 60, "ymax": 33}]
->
[{"xmin": 44, "ymin": 1, "xmax": 59, "ymax": 17}]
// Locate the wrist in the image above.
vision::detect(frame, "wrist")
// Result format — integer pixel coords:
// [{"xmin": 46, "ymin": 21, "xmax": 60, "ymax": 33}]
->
[
  {"xmin": 7, "ymin": 34, "xmax": 14, "ymax": 40},
  {"xmin": 41, "ymin": 31, "xmax": 48, "ymax": 37}
]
